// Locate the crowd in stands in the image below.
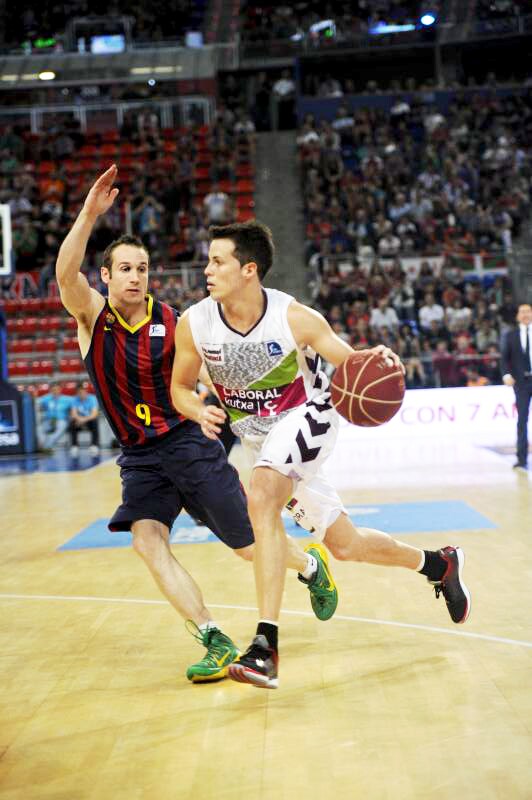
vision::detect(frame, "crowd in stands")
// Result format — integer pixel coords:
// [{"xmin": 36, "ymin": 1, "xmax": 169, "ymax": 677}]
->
[
  {"xmin": 475, "ymin": 0, "xmax": 532, "ymax": 23},
  {"xmin": 241, "ymin": 1, "xmax": 434, "ymax": 43},
  {"xmin": 300, "ymin": 89, "xmax": 531, "ymax": 388},
  {"xmin": 1, "ymin": 0, "xmax": 207, "ymax": 51},
  {"xmin": 0, "ymin": 104, "xmax": 256, "ymax": 283}
]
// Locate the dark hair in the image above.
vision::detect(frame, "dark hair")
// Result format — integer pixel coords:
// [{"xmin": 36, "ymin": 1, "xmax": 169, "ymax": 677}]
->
[
  {"xmin": 102, "ymin": 235, "xmax": 149, "ymax": 275},
  {"xmin": 209, "ymin": 221, "xmax": 274, "ymax": 280}
]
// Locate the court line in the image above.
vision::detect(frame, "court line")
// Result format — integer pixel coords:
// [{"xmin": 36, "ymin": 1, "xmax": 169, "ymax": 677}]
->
[{"xmin": 1, "ymin": 592, "xmax": 531, "ymax": 649}]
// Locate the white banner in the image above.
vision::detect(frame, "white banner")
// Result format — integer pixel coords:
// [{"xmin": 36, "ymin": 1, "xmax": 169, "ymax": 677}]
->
[{"xmin": 334, "ymin": 385, "xmax": 517, "ymax": 446}]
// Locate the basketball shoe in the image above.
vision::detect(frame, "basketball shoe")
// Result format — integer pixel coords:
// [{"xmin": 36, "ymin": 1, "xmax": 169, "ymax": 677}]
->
[
  {"xmin": 228, "ymin": 635, "xmax": 279, "ymax": 689},
  {"xmin": 429, "ymin": 546, "xmax": 471, "ymax": 624},
  {"xmin": 185, "ymin": 621, "xmax": 240, "ymax": 683},
  {"xmin": 298, "ymin": 543, "xmax": 338, "ymax": 621}
]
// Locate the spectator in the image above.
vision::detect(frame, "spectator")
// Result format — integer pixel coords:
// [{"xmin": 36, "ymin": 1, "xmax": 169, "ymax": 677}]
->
[
  {"xmin": 370, "ymin": 296, "xmax": 400, "ymax": 333},
  {"xmin": 69, "ymin": 385, "xmax": 100, "ymax": 456},
  {"xmin": 203, "ymin": 182, "xmax": 232, "ymax": 224},
  {"xmin": 37, "ymin": 384, "xmax": 72, "ymax": 451},
  {"xmin": 419, "ymin": 292, "xmax": 445, "ymax": 331}
]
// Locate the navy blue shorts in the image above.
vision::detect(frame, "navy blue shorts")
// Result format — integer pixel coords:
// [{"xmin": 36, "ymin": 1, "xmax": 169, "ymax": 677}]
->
[{"xmin": 109, "ymin": 421, "xmax": 254, "ymax": 550}]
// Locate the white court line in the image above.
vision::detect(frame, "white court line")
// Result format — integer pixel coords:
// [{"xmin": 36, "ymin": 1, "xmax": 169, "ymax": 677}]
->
[{"xmin": 1, "ymin": 592, "xmax": 531, "ymax": 650}]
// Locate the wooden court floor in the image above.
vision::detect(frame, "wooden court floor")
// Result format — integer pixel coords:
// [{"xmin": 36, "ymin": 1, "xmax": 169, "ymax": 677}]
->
[{"xmin": 0, "ymin": 440, "xmax": 531, "ymax": 800}]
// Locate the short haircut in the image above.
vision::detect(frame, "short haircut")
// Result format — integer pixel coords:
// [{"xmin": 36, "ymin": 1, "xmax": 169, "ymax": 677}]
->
[
  {"xmin": 209, "ymin": 221, "xmax": 274, "ymax": 280},
  {"xmin": 102, "ymin": 235, "xmax": 149, "ymax": 275}
]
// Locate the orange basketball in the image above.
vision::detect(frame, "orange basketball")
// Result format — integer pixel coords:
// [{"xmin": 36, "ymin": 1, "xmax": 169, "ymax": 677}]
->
[{"xmin": 330, "ymin": 351, "xmax": 405, "ymax": 427}]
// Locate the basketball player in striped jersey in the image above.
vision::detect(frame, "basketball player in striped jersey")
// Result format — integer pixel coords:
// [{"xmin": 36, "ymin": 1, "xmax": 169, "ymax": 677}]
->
[
  {"xmin": 55, "ymin": 166, "xmax": 339, "ymax": 684},
  {"xmin": 171, "ymin": 221, "xmax": 471, "ymax": 689}
]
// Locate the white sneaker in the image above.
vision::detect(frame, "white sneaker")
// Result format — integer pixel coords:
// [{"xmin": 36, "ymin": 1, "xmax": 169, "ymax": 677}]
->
[
  {"xmin": 69, "ymin": 446, "xmax": 79, "ymax": 456},
  {"xmin": 89, "ymin": 445, "xmax": 100, "ymax": 455}
]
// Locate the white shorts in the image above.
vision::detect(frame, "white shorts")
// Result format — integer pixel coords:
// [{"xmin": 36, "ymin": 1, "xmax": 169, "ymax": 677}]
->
[{"xmin": 241, "ymin": 396, "xmax": 346, "ymax": 540}]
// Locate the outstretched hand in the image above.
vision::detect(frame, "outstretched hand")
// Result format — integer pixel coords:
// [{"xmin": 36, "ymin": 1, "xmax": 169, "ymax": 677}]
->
[{"xmin": 83, "ymin": 164, "xmax": 119, "ymax": 218}]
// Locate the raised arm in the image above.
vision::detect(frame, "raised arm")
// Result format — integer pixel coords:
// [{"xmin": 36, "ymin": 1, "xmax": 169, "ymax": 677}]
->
[
  {"xmin": 287, "ymin": 301, "xmax": 403, "ymax": 369},
  {"xmin": 171, "ymin": 312, "xmax": 227, "ymax": 439},
  {"xmin": 56, "ymin": 165, "xmax": 119, "ymax": 326}
]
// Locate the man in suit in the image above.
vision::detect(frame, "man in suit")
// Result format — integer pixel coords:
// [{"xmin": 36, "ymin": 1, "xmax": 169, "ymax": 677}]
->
[{"xmin": 501, "ymin": 303, "xmax": 532, "ymax": 470}]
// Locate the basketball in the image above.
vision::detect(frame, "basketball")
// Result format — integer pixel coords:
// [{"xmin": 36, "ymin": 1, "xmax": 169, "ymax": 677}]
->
[{"xmin": 330, "ymin": 351, "xmax": 405, "ymax": 427}]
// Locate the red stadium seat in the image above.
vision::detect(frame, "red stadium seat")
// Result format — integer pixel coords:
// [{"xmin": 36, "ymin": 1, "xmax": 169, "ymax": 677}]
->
[
  {"xmin": 59, "ymin": 357, "xmax": 84, "ymax": 373},
  {"xmin": 36, "ymin": 383, "xmax": 51, "ymax": 396},
  {"xmin": 103, "ymin": 130, "xmax": 120, "ymax": 143},
  {"xmin": 42, "ymin": 297, "xmax": 64, "ymax": 313},
  {"xmin": 65, "ymin": 317, "xmax": 78, "ymax": 331},
  {"xmin": 101, "ymin": 143, "xmax": 119, "ymax": 157},
  {"xmin": 30, "ymin": 360, "xmax": 54, "ymax": 376},
  {"xmin": 218, "ymin": 180, "xmax": 235, "ymax": 194},
  {"xmin": 9, "ymin": 339, "xmax": 34, "ymax": 354},
  {"xmin": 61, "ymin": 337, "xmax": 79, "ymax": 351},
  {"xmin": 8, "ymin": 361, "xmax": 29, "ymax": 377},
  {"xmin": 18, "ymin": 317, "xmax": 40, "ymax": 335},
  {"xmin": 236, "ymin": 164, "xmax": 255, "ymax": 178},
  {"xmin": 2, "ymin": 299, "xmax": 21, "ymax": 315},
  {"xmin": 120, "ymin": 142, "xmax": 137, "ymax": 156},
  {"xmin": 236, "ymin": 209, "xmax": 255, "ymax": 223},
  {"xmin": 40, "ymin": 316, "xmax": 63, "ymax": 333},
  {"xmin": 19, "ymin": 298, "xmax": 45, "ymax": 314},
  {"xmin": 193, "ymin": 166, "xmax": 210, "ymax": 181},
  {"xmin": 62, "ymin": 382, "xmax": 78, "ymax": 395},
  {"xmin": 63, "ymin": 159, "xmax": 83, "ymax": 174},
  {"xmin": 236, "ymin": 179, "xmax": 255, "ymax": 194},
  {"xmin": 236, "ymin": 196, "xmax": 255, "ymax": 210},
  {"xmin": 37, "ymin": 161, "xmax": 56, "ymax": 175},
  {"xmin": 35, "ymin": 338, "xmax": 58, "ymax": 353}
]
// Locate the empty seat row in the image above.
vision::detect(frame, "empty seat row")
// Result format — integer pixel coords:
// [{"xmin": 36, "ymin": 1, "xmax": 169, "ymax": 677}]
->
[
  {"xmin": 2, "ymin": 298, "xmax": 64, "ymax": 315},
  {"xmin": 9, "ymin": 358, "xmax": 85, "ymax": 377},
  {"xmin": 6, "ymin": 317, "xmax": 77, "ymax": 334}
]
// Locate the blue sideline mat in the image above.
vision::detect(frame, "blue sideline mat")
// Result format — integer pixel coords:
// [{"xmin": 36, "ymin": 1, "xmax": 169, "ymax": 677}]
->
[{"xmin": 58, "ymin": 501, "xmax": 496, "ymax": 551}]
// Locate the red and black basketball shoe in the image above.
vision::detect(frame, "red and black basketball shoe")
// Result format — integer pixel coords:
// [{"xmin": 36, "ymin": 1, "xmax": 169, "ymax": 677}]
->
[
  {"xmin": 430, "ymin": 546, "xmax": 471, "ymax": 623},
  {"xmin": 228, "ymin": 635, "xmax": 279, "ymax": 689}
]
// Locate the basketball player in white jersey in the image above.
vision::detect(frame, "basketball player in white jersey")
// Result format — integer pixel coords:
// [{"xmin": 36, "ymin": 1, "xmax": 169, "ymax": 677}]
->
[{"xmin": 171, "ymin": 221, "xmax": 470, "ymax": 689}]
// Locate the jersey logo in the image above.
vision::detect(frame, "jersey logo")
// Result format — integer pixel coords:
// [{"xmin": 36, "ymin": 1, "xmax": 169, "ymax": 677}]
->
[
  {"xmin": 149, "ymin": 324, "xmax": 166, "ymax": 337},
  {"xmin": 266, "ymin": 340, "xmax": 283, "ymax": 357},
  {"xmin": 105, "ymin": 313, "xmax": 115, "ymax": 325},
  {"xmin": 202, "ymin": 345, "xmax": 224, "ymax": 364}
]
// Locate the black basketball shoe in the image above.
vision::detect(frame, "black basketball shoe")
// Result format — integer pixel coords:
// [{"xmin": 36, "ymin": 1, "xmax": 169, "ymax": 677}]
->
[
  {"xmin": 228, "ymin": 635, "xmax": 279, "ymax": 689},
  {"xmin": 429, "ymin": 546, "xmax": 470, "ymax": 624}
]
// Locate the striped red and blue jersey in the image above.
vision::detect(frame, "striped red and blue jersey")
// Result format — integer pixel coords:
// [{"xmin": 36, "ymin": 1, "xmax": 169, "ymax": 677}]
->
[{"xmin": 84, "ymin": 295, "xmax": 185, "ymax": 449}]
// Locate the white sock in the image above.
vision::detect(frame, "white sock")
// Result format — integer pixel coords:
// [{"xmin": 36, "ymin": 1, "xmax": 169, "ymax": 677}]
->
[
  {"xmin": 199, "ymin": 621, "xmax": 219, "ymax": 633},
  {"xmin": 416, "ymin": 551, "xmax": 425, "ymax": 572},
  {"xmin": 300, "ymin": 553, "xmax": 318, "ymax": 580}
]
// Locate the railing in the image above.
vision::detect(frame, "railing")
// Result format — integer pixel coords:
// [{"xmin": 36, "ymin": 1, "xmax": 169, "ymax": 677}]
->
[
  {"xmin": 240, "ymin": 13, "xmax": 532, "ymax": 61},
  {"xmin": 307, "ymin": 249, "xmax": 512, "ymax": 300},
  {"xmin": 0, "ymin": 95, "xmax": 214, "ymax": 133}
]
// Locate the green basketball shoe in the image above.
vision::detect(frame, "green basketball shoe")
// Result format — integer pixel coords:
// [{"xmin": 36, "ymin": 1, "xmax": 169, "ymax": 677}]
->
[
  {"xmin": 185, "ymin": 621, "xmax": 240, "ymax": 683},
  {"xmin": 298, "ymin": 543, "xmax": 338, "ymax": 621}
]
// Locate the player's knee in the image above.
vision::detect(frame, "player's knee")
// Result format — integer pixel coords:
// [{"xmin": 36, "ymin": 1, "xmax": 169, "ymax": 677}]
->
[
  {"xmin": 325, "ymin": 530, "xmax": 363, "ymax": 562},
  {"xmin": 131, "ymin": 525, "xmax": 166, "ymax": 562},
  {"xmin": 247, "ymin": 485, "xmax": 286, "ymax": 522},
  {"xmin": 234, "ymin": 544, "xmax": 254, "ymax": 562},
  {"xmin": 326, "ymin": 541, "xmax": 354, "ymax": 561}
]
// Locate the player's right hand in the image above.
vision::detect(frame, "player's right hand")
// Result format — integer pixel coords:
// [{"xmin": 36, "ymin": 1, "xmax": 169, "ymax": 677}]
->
[
  {"xmin": 198, "ymin": 404, "xmax": 227, "ymax": 440},
  {"xmin": 83, "ymin": 164, "xmax": 119, "ymax": 218}
]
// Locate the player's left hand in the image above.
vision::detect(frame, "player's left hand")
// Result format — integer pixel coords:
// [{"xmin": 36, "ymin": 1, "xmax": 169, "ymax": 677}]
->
[
  {"xmin": 198, "ymin": 404, "xmax": 227, "ymax": 440},
  {"xmin": 370, "ymin": 345, "xmax": 405, "ymax": 374}
]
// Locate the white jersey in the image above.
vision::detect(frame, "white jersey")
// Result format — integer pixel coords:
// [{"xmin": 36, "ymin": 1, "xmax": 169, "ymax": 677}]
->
[{"xmin": 187, "ymin": 288, "xmax": 330, "ymax": 440}]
